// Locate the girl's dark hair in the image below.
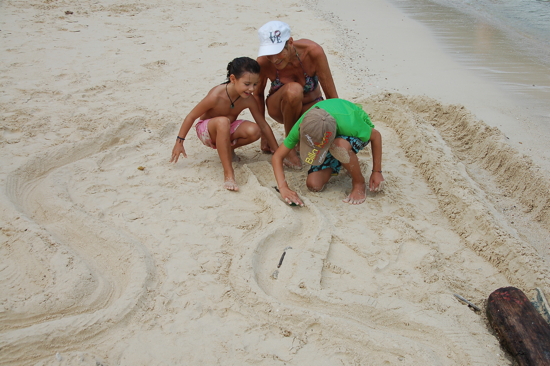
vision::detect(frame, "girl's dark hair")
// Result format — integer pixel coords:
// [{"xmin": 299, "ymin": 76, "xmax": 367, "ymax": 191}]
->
[{"xmin": 223, "ymin": 57, "xmax": 260, "ymax": 84}]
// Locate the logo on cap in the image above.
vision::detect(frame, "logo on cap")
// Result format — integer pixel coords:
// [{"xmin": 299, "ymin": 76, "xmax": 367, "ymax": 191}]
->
[
  {"xmin": 314, "ymin": 131, "xmax": 333, "ymax": 148},
  {"xmin": 304, "ymin": 131, "xmax": 333, "ymax": 164},
  {"xmin": 305, "ymin": 149, "xmax": 318, "ymax": 165},
  {"xmin": 269, "ymin": 30, "xmax": 282, "ymax": 44}
]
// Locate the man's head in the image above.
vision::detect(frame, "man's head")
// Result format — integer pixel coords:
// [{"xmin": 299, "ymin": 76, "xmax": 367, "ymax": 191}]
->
[{"xmin": 299, "ymin": 107, "xmax": 337, "ymax": 165}]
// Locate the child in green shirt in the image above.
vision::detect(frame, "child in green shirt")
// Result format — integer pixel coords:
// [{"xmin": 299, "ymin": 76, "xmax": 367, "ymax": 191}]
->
[{"xmin": 272, "ymin": 98, "xmax": 384, "ymax": 205}]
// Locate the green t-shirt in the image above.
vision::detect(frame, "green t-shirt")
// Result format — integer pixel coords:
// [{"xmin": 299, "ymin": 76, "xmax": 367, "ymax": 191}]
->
[{"xmin": 283, "ymin": 98, "xmax": 375, "ymax": 149}]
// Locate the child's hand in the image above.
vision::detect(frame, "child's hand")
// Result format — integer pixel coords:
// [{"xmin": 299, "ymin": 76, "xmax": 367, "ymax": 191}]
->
[
  {"xmin": 170, "ymin": 143, "xmax": 187, "ymax": 163},
  {"xmin": 369, "ymin": 171, "xmax": 385, "ymax": 192},
  {"xmin": 278, "ymin": 186, "xmax": 304, "ymax": 207}
]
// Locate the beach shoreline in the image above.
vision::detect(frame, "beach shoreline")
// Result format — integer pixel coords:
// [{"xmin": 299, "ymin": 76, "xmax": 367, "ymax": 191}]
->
[{"xmin": 311, "ymin": 0, "xmax": 550, "ymax": 173}]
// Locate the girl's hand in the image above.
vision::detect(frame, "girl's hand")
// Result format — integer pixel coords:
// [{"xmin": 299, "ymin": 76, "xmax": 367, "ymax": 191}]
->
[
  {"xmin": 170, "ymin": 143, "xmax": 187, "ymax": 163},
  {"xmin": 278, "ymin": 186, "xmax": 304, "ymax": 207}
]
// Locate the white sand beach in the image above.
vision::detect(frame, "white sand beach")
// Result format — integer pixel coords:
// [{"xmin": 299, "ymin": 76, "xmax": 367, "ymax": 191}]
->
[{"xmin": 1, "ymin": 0, "xmax": 549, "ymax": 365}]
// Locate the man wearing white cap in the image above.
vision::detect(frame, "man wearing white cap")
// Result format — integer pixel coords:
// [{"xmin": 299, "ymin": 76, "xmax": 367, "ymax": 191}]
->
[
  {"xmin": 272, "ymin": 98, "xmax": 384, "ymax": 206},
  {"xmin": 255, "ymin": 21, "xmax": 338, "ymax": 168}
]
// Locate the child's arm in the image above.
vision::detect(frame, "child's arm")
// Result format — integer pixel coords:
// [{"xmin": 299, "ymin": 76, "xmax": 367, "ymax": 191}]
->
[
  {"xmin": 170, "ymin": 95, "xmax": 215, "ymax": 163},
  {"xmin": 248, "ymin": 99, "xmax": 278, "ymax": 153},
  {"xmin": 368, "ymin": 128, "xmax": 385, "ymax": 191},
  {"xmin": 272, "ymin": 144, "xmax": 304, "ymax": 206}
]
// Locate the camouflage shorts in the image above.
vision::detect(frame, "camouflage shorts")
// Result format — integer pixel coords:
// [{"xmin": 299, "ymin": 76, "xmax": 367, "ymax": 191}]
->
[{"xmin": 307, "ymin": 136, "xmax": 369, "ymax": 175}]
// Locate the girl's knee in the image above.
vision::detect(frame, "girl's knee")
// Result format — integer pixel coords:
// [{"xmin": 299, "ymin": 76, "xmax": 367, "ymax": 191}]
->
[
  {"xmin": 232, "ymin": 122, "xmax": 260, "ymax": 143},
  {"xmin": 243, "ymin": 121, "xmax": 262, "ymax": 141},
  {"xmin": 210, "ymin": 117, "xmax": 232, "ymax": 132},
  {"xmin": 247, "ymin": 123, "xmax": 261, "ymax": 141}
]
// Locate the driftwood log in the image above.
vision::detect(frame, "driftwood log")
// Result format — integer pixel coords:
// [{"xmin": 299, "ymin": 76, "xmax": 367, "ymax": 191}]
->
[{"xmin": 487, "ymin": 287, "xmax": 550, "ymax": 366}]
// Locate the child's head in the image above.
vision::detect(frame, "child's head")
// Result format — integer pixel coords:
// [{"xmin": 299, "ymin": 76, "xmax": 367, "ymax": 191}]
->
[
  {"xmin": 225, "ymin": 57, "xmax": 260, "ymax": 83},
  {"xmin": 299, "ymin": 107, "xmax": 337, "ymax": 166}
]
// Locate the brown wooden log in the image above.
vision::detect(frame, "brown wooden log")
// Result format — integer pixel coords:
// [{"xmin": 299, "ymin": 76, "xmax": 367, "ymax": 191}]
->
[{"xmin": 487, "ymin": 287, "xmax": 550, "ymax": 366}]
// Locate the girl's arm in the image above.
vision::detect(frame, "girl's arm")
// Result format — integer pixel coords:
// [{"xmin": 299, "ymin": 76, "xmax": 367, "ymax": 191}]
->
[
  {"xmin": 368, "ymin": 128, "xmax": 384, "ymax": 191},
  {"xmin": 248, "ymin": 98, "xmax": 278, "ymax": 153},
  {"xmin": 310, "ymin": 43, "xmax": 338, "ymax": 99},
  {"xmin": 272, "ymin": 144, "xmax": 304, "ymax": 206},
  {"xmin": 170, "ymin": 94, "xmax": 215, "ymax": 163}
]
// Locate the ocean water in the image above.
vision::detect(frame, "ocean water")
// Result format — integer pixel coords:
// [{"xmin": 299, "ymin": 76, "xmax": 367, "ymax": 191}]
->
[
  {"xmin": 418, "ymin": 0, "xmax": 550, "ymax": 64},
  {"xmin": 389, "ymin": 0, "xmax": 550, "ymax": 122}
]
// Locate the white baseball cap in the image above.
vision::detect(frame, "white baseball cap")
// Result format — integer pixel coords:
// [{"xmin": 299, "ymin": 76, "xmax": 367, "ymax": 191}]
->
[{"xmin": 257, "ymin": 21, "xmax": 291, "ymax": 57}]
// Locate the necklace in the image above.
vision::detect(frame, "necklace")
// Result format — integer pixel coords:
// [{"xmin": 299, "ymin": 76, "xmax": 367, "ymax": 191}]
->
[{"xmin": 225, "ymin": 83, "xmax": 240, "ymax": 108}]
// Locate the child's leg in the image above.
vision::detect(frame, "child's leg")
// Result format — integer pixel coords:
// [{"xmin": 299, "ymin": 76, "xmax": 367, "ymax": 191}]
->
[
  {"xmin": 306, "ymin": 168, "xmax": 333, "ymax": 192},
  {"xmin": 332, "ymin": 138, "xmax": 367, "ymax": 204},
  {"xmin": 207, "ymin": 117, "xmax": 239, "ymax": 191},
  {"xmin": 230, "ymin": 120, "xmax": 261, "ymax": 149},
  {"xmin": 306, "ymin": 147, "xmax": 342, "ymax": 192}
]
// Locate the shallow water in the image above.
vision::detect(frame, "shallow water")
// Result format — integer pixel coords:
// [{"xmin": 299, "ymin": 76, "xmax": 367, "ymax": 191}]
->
[
  {"xmin": 389, "ymin": 0, "xmax": 550, "ymax": 135},
  {"xmin": 393, "ymin": 0, "xmax": 550, "ymax": 65}
]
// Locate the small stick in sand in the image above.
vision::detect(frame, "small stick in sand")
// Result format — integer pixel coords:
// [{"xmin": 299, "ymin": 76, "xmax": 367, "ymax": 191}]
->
[
  {"xmin": 277, "ymin": 246, "xmax": 293, "ymax": 268},
  {"xmin": 454, "ymin": 293, "xmax": 481, "ymax": 312}
]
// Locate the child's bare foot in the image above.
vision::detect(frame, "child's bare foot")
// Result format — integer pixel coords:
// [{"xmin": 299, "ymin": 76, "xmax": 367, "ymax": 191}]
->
[
  {"xmin": 343, "ymin": 183, "xmax": 366, "ymax": 205},
  {"xmin": 223, "ymin": 178, "xmax": 239, "ymax": 191}
]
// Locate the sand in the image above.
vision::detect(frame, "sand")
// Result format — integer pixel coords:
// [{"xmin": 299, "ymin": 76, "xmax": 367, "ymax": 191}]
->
[{"xmin": 1, "ymin": 0, "xmax": 550, "ymax": 365}]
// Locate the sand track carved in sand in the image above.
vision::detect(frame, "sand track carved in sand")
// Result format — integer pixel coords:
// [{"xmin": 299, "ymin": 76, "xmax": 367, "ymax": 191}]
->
[
  {"xmin": 399, "ymin": 94, "xmax": 550, "ymax": 224},
  {"xmin": 0, "ymin": 118, "xmax": 155, "ymax": 365},
  {"xmin": 1, "ymin": 93, "xmax": 543, "ymax": 364},
  {"xmin": 365, "ymin": 93, "xmax": 550, "ymax": 294},
  {"xmin": 0, "ymin": 98, "xmax": 546, "ymax": 364},
  {"xmin": 221, "ymin": 92, "xmax": 550, "ymax": 363},
  {"xmin": 223, "ymin": 163, "xmax": 495, "ymax": 364}
]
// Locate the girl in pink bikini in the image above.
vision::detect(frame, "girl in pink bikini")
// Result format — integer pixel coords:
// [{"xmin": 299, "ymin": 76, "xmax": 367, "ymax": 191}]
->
[{"xmin": 170, "ymin": 57, "xmax": 279, "ymax": 191}]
